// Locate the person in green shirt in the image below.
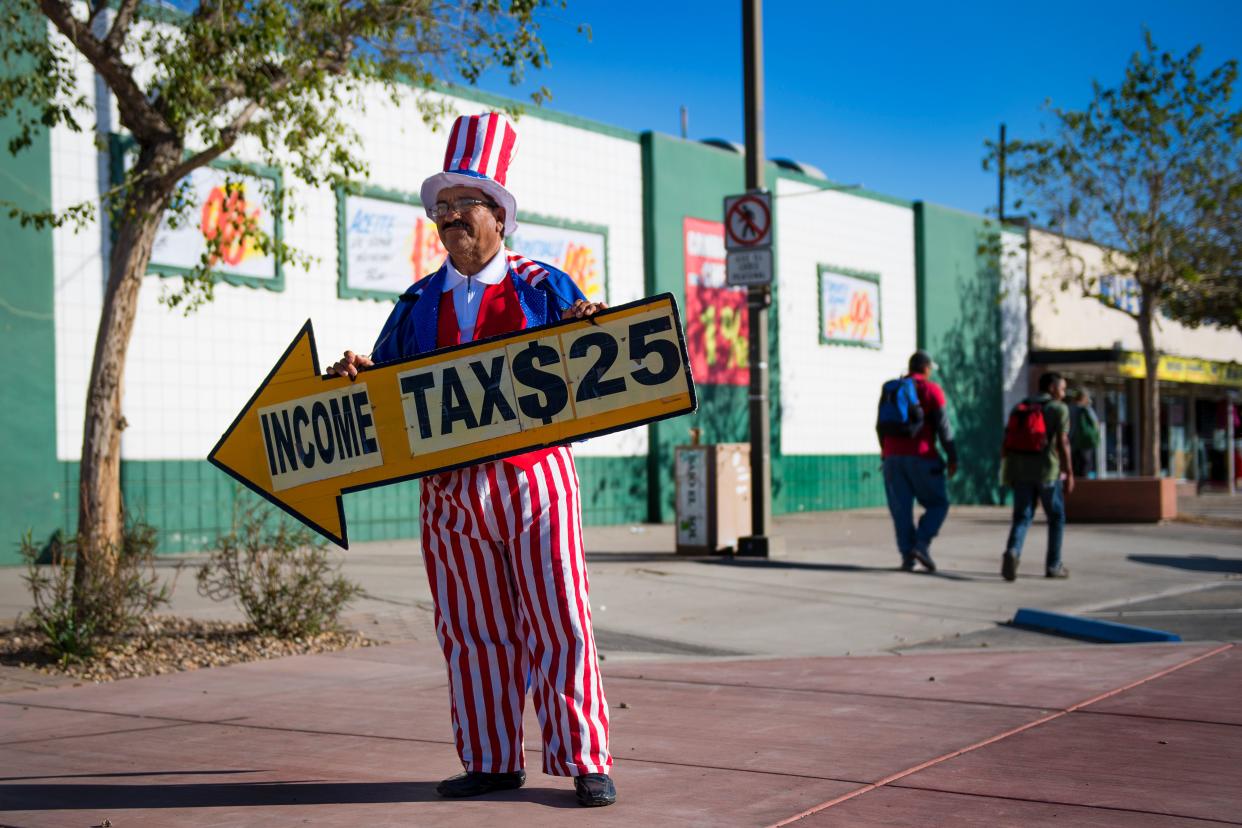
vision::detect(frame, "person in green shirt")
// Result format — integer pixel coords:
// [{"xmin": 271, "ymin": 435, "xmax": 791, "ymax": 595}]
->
[
  {"xmin": 1001, "ymin": 372, "xmax": 1074, "ymax": 580},
  {"xmin": 1068, "ymin": 388, "xmax": 1101, "ymax": 478}
]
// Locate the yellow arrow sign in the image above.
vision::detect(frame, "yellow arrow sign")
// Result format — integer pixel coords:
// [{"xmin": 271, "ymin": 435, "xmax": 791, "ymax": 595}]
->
[{"xmin": 209, "ymin": 294, "xmax": 697, "ymax": 548}]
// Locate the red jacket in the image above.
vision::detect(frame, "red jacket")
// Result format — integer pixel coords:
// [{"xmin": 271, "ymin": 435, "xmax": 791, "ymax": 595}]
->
[{"xmin": 880, "ymin": 376, "xmax": 957, "ymax": 463}]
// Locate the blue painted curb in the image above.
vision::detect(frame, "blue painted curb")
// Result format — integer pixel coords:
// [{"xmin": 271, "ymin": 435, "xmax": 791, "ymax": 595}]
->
[{"xmin": 1013, "ymin": 608, "xmax": 1182, "ymax": 643}]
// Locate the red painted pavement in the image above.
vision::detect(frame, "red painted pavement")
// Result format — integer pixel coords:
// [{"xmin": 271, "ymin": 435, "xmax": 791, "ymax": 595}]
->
[
  {"xmin": 0, "ymin": 641, "xmax": 1236, "ymax": 826},
  {"xmin": 1085, "ymin": 645, "xmax": 1242, "ymax": 726}
]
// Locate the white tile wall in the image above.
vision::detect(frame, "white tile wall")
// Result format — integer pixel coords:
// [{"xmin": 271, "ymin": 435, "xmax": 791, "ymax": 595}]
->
[
  {"xmin": 52, "ymin": 37, "xmax": 107, "ymax": 461},
  {"xmin": 774, "ymin": 178, "xmax": 917, "ymax": 456},
  {"xmin": 53, "ymin": 77, "xmax": 646, "ymax": 461}
]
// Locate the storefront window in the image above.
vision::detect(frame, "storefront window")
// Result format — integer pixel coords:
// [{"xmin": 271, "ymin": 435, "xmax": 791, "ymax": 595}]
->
[
  {"xmin": 1103, "ymin": 388, "xmax": 1132, "ymax": 476},
  {"xmin": 1162, "ymin": 395, "xmax": 1189, "ymax": 479}
]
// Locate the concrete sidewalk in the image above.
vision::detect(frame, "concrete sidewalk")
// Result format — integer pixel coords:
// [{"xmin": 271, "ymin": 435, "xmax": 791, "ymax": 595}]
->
[{"xmin": 6, "ymin": 506, "xmax": 1237, "ymax": 660}]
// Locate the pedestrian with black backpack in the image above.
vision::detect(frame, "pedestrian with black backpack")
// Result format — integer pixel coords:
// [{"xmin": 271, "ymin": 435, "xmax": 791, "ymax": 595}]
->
[
  {"xmin": 876, "ymin": 350, "xmax": 958, "ymax": 573},
  {"xmin": 1000, "ymin": 371, "xmax": 1074, "ymax": 581}
]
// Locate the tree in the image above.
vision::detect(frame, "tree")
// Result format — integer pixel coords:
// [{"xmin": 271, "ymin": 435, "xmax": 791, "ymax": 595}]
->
[
  {"xmin": 988, "ymin": 32, "xmax": 1242, "ymax": 476},
  {"xmin": 1163, "ymin": 189, "xmax": 1242, "ymax": 333},
  {"xmin": 0, "ymin": 0, "xmax": 562, "ymax": 612}
]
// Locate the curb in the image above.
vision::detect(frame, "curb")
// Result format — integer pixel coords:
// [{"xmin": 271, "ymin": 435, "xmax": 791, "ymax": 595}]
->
[{"xmin": 1013, "ymin": 607, "xmax": 1182, "ymax": 643}]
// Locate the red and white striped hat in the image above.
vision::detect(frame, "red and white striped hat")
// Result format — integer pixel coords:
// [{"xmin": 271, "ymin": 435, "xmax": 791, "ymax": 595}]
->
[{"xmin": 421, "ymin": 111, "xmax": 520, "ymax": 236}]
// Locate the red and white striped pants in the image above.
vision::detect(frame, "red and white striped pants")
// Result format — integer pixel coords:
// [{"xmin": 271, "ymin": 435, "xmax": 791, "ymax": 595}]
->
[{"xmin": 419, "ymin": 446, "xmax": 611, "ymax": 776}]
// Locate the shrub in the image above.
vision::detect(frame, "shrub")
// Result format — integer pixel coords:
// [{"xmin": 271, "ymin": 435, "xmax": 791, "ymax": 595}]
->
[
  {"xmin": 19, "ymin": 523, "xmax": 172, "ymax": 665},
  {"xmin": 197, "ymin": 501, "xmax": 363, "ymax": 638}
]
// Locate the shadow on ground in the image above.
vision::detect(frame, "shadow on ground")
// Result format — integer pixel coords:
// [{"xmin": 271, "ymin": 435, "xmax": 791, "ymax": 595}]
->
[
  {"xmin": 0, "ymin": 779, "xmax": 579, "ymax": 811},
  {"xmin": 585, "ymin": 551, "xmax": 703, "ymax": 563},
  {"xmin": 700, "ymin": 559, "xmax": 980, "ymax": 582},
  {"xmin": 0, "ymin": 770, "xmax": 261, "ymax": 783},
  {"xmin": 1128, "ymin": 554, "xmax": 1242, "ymax": 574}
]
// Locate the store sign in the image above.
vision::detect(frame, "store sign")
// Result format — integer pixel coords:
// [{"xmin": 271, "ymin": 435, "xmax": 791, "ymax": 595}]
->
[
  {"xmin": 684, "ymin": 217, "xmax": 748, "ymax": 385},
  {"xmin": 211, "ymin": 294, "xmax": 697, "ymax": 547},
  {"xmin": 150, "ymin": 166, "xmax": 276, "ymax": 279},
  {"xmin": 819, "ymin": 267, "xmax": 882, "ymax": 347},
  {"xmin": 508, "ymin": 220, "xmax": 608, "ymax": 303},
  {"xmin": 342, "ymin": 194, "xmax": 446, "ymax": 295},
  {"xmin": 1118, "ymin": 352, "xmax": 1242, "ymax": 388},
  {"xmin": 1099, "ymin": 274, "xmax": 1141, "ymax": 316}
]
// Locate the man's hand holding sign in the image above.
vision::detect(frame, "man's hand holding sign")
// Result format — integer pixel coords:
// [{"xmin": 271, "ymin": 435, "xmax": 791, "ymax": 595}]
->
[{"xmin": 210, "ymin": 112, "xmax": 694, "ymax": 809}]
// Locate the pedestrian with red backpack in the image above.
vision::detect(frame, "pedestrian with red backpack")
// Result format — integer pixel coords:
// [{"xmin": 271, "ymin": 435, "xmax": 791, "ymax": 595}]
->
[
  {"xmin": 876, "ymin": 350, "xmax": 958, "ymax": 572},
  {"xmin": 1000, "ymin": 372, "xmax": 1074, "ymax": 581}
]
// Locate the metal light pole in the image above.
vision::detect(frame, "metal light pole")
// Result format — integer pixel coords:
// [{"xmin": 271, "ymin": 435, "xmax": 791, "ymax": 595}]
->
[{"xmin": 736, "ymin": 0, "xmax": 779, "ymax": 557}]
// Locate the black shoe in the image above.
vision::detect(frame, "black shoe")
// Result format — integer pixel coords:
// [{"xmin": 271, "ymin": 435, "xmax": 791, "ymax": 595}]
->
[
  {"xmin": 900, "ymin": 558, "xmax": 915, "ymax": 572},
  {"xmin": 574, "ymin": 773, "xmax": 617, "ymax": 807},
  {"xmin": 912, "ymin": 548, "xmax": 936, "ymax": 573},
  {"xmin": 1045, "ymin": 565, "xmax": 1069, "ymax": 579},
  {"xmin": 1001, "ymin": 551, "xmax": 1017, "ymax": 582},
  {"xmin": 436, "ymin": 770, "xmax": 526, "ymax": 798}
]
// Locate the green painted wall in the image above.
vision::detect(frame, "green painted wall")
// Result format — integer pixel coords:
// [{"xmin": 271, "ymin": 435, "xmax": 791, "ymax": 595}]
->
[
  {"xmin": 0, "ymin": 81, "xmax": 61, "ymax": 565},
  {"xmin": 46, "ymin": 457, "xmax": 647, "ymax": 556},
  {"xmin": 641, "ymin": 133, "xmax": 888, "ymax": 521},
  {"xmin": 914, "ymin": 202, "xmax": 1005, "ymax": 504},
  {"xmin": 774, "ymin": 454, "xmax": 886, "ymax": 512}
]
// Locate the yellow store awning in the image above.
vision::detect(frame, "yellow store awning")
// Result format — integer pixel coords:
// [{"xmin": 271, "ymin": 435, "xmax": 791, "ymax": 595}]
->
[{"xmin": 1117, "ymin": 352, "xmax": 1242, "ymax": 388}]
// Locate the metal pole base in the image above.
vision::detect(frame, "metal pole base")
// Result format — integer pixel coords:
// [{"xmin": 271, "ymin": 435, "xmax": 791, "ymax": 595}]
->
[{"xmin": 736, "ymin": 535, "xmax": 784, "ymax": 558}]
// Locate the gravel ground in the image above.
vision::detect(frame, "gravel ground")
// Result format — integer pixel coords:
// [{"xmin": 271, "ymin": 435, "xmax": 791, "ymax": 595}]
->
[{"xmin": 0, "ymin": 615, "xmax": 378, "ymax": 684}]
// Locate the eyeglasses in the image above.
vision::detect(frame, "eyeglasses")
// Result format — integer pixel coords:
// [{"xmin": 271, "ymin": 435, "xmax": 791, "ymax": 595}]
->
[{"xmin": 431, "ymin": 197, "xmax": 498, "ymax": 219}]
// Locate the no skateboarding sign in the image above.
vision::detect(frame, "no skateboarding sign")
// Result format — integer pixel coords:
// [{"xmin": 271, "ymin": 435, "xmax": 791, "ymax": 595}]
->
[
  {"xmin": 725, "ymin": 193, "xmax": 772, "ymax": 249},
  {"xmin": 724, "ymin": 191, "xmax": 774, "ymax": 286}
]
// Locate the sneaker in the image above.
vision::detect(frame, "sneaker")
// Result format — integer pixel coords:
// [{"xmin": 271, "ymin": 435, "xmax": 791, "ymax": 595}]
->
[
  {"xmin": 1045, "ymin": 566, "xmax": 1070, "ymax": 579},
  {"xmin": 1001, "ymin": 551, "xmax": 1017, "ymax": 582},
  {"xmin": 574, "ymin": 773, "xmax": 617, "ymax": 807},
  {"xmin": 912, "ymin": 547, "xmax": 936, "ymax": 573},
  {"xmin": 436, "ymin": 770, "xmax": 525, "ymax": 798}
]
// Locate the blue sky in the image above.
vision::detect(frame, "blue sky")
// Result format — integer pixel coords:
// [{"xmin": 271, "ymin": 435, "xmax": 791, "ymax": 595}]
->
[{"xmin": 473, "ymin": 0, "xmax": 1242, "ymax": 215}]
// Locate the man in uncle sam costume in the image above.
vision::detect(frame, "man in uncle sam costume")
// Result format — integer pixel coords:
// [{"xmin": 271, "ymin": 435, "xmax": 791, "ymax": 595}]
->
[{"xmin": 329, "ymin": 112, "xmax": 616, "ymax": 807}]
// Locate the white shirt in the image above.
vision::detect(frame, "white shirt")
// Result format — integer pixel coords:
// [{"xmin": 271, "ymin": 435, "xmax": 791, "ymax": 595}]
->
[{"xmin": 442, "ymin": 248, "xmax": 509, "ymax": 342}]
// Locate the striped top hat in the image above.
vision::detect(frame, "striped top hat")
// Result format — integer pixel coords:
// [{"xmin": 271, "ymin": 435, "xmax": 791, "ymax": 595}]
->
[{"xmin": 421, "ymin": 112, "xmax": 520, "ymax": 236}]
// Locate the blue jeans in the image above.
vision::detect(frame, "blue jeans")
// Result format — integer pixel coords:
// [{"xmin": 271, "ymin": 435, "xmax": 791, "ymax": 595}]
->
[
  {"xmin": 1005, "ymin": 480, "xmax": 1065, "ymax": 572},
  {"xmin": 882, "ymin": 456, "xmax": 949, "ymax": 563}
]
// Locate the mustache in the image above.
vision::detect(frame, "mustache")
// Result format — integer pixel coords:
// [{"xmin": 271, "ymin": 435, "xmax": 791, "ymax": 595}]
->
[{"xmin": 443, "ymin": 220, "xmax": 470, "ymax": 232}]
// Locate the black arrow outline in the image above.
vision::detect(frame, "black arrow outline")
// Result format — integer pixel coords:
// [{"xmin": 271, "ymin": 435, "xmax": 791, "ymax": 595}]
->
[{"xmin": 208, "ymin": 293, "xmax": 698, "ymax": 549}]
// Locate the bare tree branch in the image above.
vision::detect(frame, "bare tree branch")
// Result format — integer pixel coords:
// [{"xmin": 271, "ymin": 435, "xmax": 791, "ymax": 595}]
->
[
  {"xmin": 160, "ymin": 100, "xmax": 262, "ymax": 187},
  {"xmin": 104, "ymin": 0, "xmax": 142, "ymax": 53},
  {"xmin": 37, "ymin": 0, "xmax": 171, "ymax": 143}
]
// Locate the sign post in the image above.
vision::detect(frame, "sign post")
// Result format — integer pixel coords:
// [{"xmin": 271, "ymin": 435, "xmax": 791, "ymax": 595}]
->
[
  {"xmin": 211, "ymin": 295, "xmax": 697, "ymax": 547},
  {"xmin": 733, "ymin": 0, "xmax": 781, "ymax": 558}
]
